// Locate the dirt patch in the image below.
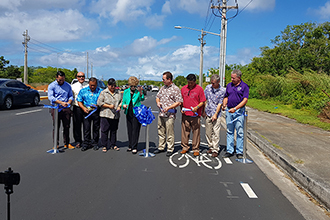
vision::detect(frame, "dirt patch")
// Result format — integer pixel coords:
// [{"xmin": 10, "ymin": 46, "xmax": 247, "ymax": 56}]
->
[
  {"xmin": 318, "ymin": 102, "xmax": 330, "ymax": 123},
  {"xmin": 35, "ymin": 85, "xmax": 49, "ymax": 91},
  {"xmin": 25, "ymin": 84, "xmax": 37, "ymax": 90}
]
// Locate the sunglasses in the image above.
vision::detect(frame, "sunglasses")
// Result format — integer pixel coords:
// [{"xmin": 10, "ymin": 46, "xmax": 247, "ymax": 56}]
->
[{"xmin": 77, "ymin": 75, "xmax": 85, "ymax": 78}]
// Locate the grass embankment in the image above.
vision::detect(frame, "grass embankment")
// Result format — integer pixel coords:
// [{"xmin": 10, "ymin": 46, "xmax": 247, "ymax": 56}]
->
[{"xmin": 247, "ymin": 98, "xmax": 330, "ymax": 131}]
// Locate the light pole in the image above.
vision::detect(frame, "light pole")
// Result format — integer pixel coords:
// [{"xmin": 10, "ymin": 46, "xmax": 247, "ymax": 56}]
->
[{"xmin": 175, "ymin": 26, "xmax": 221, "ymax": 87}]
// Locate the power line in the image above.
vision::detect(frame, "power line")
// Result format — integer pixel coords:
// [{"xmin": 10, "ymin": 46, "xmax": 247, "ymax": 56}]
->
[{"xmin": 30, "ymin": 38, "xmax": 63, "ymax": 53}]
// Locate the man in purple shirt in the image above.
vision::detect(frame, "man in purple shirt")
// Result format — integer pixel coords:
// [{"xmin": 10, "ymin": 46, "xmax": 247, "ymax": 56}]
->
[
  {"xmin": 222, "ymin": 70, "xmax": 249, "ymax": 159},
  {"xmin": 202, "ymin": 74, "xmax": 226, "ymax": 158},
  {"xmin": 48, "ymin": 71, "xmax": 74, "ymax": 149}
]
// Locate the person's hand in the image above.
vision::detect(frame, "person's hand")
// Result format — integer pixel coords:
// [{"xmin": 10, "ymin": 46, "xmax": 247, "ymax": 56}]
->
[
  {"xmin": 116, "ymin": 106, "xmax": 121, "ymax": 112},
  {"xmin": 157, "ymin": 103, "xmax": 162, "ymax": 109},
  {"xmin": 222, "ymin": 104, "xmax": 227, "ymax": 111},
  {"xmin": 83, "ymin": 107, "xmax": 89, "ymax": 114},
  {"xmin": 109, "ymin": 104, "xmax": 115, "ymax": 109},
  {"xmin": 137, "ymin": 86, "xmax": 143, "ymax": 92},
  {"xmin": 228, "ymin": 108, "xmax": 236, "ymax": 113},
  {"xmin": 123, "ymin": 105, "xmax": 127, "ymax": 109},
  {"xmin": 61, "ymin": 101, "xmax": 69, "ymax": 107},
  {"xmin": 163, "ymin": 107, "xmax": 169, "ymax": 113},
  {"xmin": 211, "ymin": 114, "xmax": 217, "ymax": 122},
  {"xmin": 192, "ymin": 106, "xmax": 198, "ymax": 112}
]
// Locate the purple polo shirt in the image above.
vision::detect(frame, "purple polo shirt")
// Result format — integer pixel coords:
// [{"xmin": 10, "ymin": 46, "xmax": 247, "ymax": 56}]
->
[{"xmin": 224, "ymin": 80, "xmax": 249, "ymax": 108}]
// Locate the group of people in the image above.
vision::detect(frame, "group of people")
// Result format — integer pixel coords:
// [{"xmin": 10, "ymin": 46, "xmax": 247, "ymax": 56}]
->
[
  {"xmin": 48, "ymin": 71, "xmax": 145, "ymax": 154},
  {"xmin": 48, "ymin": 69, "xmax": 249, "ymax": 158},
  {"xmin": 154, "ymin": 70, "xmax": 249, "ymax": 159}
]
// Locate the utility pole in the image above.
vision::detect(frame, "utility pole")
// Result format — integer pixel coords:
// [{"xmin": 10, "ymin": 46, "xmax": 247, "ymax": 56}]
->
[
  {"xmin": 22, "ymin": 30, "xmax": 30, "ymax": 84},
  {"xmin": 91, "ymin": 62, "xmax": 93, "ymax": 77},
  {"xmin": 199, "ymin": 30, "xmax": 206, "ymax": 87},
  {"xmin": 86, "ymin": 52, "xmax": 89, "ymax": 78},
  {"xmin": 211, "ymin": 0, "xmax": 238, "ymax": 87}
]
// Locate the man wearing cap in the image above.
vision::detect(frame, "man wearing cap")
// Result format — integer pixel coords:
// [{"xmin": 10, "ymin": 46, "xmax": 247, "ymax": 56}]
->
[
  {"xmin": 222, "ymin": 69, "xmax": 249, "ymax": 159},
  {"xmin": 154, "ymin": 71, "xmax": 183, "ymax": 157},
  {"xmin": 180, "ymin": 74, "xmax": 206, "ymax": 157},
  {"xmin": 48, "ymin": 71, "xmax": 74, "ymax": 149},
  {"xmin": 71, "ymin": 72, "xmax": 88, "ymax": 148},
  {"xmin": 203, "ymin": 74, "xmax": 226, "ymax": 158}
]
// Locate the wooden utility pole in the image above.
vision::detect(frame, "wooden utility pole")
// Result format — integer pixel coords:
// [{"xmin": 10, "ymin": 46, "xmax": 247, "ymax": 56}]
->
[
  {"xmin": 198, "ymin": 30, "xmax": 206, "ymax": 87},
  {"xmin": 22, "ymin": 30, "xmax": 30, "ymax": 84},
  {"xmin": 211, "ymin": 0, "xmax": 238, "ymax": 87}
]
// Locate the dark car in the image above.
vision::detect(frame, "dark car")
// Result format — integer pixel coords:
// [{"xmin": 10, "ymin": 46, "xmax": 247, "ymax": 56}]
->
[{"xmin": 0, "ymin": 78, "xmax": 40, "ymax": 109}]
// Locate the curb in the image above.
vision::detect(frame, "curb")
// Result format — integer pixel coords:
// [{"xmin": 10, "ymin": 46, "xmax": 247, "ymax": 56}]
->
[{"xmin": 247, "ymin": 129, "xmax": 330, "ymax": 210}]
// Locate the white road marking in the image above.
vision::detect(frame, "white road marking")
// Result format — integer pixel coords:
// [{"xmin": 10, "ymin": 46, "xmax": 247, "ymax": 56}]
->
[
  {"xmin": 15, "ymin": 109, "xmax": 43, "ymax": 116},
  {"xmin": 223, "ymin": 157, "xmax": 233, "ymax": 164},
  {"xmin": 241, "ymin": 183, "xmax": 258, "ymax": 199}
]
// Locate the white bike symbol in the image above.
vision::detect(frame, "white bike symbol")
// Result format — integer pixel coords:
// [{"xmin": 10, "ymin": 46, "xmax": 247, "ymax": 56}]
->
[{"xmin": 169, "ymin": 152, "xmax": 222, "ymax": 169}]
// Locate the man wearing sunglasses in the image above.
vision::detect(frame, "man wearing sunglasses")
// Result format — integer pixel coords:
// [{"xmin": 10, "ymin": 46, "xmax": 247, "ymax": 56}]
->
[{"xmin": 71, "ymin": 72, "xmax": 88, "ymax": 148}]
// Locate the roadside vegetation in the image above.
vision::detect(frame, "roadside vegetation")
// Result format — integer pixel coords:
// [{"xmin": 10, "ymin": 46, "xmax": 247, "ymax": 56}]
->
[{"xmin": 1, "ymin": 22, "xmax": 330, "ymax": 130}]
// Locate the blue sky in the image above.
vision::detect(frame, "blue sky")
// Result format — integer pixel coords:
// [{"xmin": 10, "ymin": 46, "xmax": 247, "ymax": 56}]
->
[{"xmin": 0, "ymin": 0, "xmax": 329, "ymax": 81}]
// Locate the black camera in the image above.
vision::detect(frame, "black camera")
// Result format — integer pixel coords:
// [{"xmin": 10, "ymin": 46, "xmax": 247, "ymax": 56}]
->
[{"xmin": 0, "ymin": 168, "xmax": 20, "ymax": 194}]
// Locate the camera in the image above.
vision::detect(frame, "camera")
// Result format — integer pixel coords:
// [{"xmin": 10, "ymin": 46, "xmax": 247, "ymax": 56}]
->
[{"xmin": 0, "ymin": 168, "xmax": 20, "ymax": 194}]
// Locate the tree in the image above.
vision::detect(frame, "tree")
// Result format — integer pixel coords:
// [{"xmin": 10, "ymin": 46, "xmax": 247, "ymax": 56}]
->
[
  {"xmin": 250, "ymin": 22, "xmax": 330, "ymax": 75},
  {"xmin": 173, "ymin": 75, "xmax": 186, "ymax": 87}
]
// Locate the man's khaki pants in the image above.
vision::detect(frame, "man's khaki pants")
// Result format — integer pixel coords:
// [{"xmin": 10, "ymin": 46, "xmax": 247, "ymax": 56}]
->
[
  {"xmin": 158, "ymin": 116, "xmax": 175, "ymax": 152},
  {"xmin": 205, "ymin": 115, "xmax": 221, "ymax": 152},
  {"xmin": 181, "ymin": 114, "xmax": 200, "ymax": 152}
]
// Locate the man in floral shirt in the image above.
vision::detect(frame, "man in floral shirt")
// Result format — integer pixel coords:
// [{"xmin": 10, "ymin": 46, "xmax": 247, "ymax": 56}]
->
[
  {"xmin": 77, "ymin": 77, "xmax": 102, "ymax": 151},
  {"xmin": 202, "ymin": 74, "xmax": 226, "ymax": 157},
  {"xmin": 154, "ymin": 71, "xmax": 183, "ymax": 157}
]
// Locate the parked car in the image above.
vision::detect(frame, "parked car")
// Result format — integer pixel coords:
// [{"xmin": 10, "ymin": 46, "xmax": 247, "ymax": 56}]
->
[
  {"xmin": 71, "ymin": 78, "xmax": 106, "ymax": 90},
  {"xmin": 151, "ymin": 86, "xmax": 159, "ymax": 92},
  {"xmin": 0, "ymin": 78, "xmax": 40, "ymax": 109}
]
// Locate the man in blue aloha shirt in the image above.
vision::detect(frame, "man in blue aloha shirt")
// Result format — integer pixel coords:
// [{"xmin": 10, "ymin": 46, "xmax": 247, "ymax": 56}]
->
[
  {"xmin": 77, "ymin": 77, "xmax": 102, "ymax": 151},
  {"xmin": 202, "ymin": 74, "xmax": 226, "ymax": 158}
]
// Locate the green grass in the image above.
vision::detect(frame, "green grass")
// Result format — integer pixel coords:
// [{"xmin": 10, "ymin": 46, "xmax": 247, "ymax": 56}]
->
[{"xmin": 247, "ymin": 98, "xmax": 330, "ymax": 131}]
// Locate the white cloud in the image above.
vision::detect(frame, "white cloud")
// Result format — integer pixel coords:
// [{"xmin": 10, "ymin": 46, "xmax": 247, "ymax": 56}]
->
[
  {"xmin": 169, "ymin": 0, "xmax": 209, "ymax": 16},
  {"xmin": 308, "ymin": 1, "xmax": 330, "ymax": 19},
  {"xmin": 172, "ymin": 45, "xmax": 199, "ymax": 61},
  {"xmin": 91, "ymin": 0, "xmax": 154, "ymax": 24},
  {"xmin": 162, "ymin": 1, "xmax": 172, "ymax": 14},
  {"xmin": 237, "ymin": 0, "xmax": 275, "ymax": 11},
  {"xmin": 0, "ymin": 9, "xmax": 98, "ymax": 42},
  {"xmin": 144, "ymin": 14, "xmax": 165, "ymax": 28}
]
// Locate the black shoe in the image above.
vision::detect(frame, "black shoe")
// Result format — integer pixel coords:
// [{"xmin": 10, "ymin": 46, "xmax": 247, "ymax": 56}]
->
[
  {"xmin": 81, "ymin": 146, "xmax": 88, "ymax": 151},
  {"xmin": 166, "ymin": 151, "xmax": 174, "ymax": 157},
  {"xmin": 236, "ymin": 154, "xmax": 243, "ymax": 159},
  {"xmin": 222, "ymin": 152, "xmax": 234, "ymax": 158},
  {"xmin": 93, "ymin": 145, "xmax": 99, "ymax": 151},
  {"xmin": 127, "ymin": 148, "xmax": 132, "ymax": 152},
  {"xmin": 154, "ymin": 149, "xmax": 165, "ymax": 154},
  {"xmin": 132, "ymin": 149, "xmax": 137, "ymax": 154}
]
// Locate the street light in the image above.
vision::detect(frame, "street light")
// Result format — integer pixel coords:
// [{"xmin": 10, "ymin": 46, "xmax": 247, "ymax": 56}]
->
[{"xmin": 175, "ymin": 26, "xmax": 221, "ymax": 87}]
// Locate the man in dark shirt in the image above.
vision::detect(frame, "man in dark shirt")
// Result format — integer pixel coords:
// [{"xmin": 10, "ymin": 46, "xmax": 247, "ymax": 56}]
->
[{"xmin": 222, "ymin": 69, "xmax": 249, "ymax": 159}]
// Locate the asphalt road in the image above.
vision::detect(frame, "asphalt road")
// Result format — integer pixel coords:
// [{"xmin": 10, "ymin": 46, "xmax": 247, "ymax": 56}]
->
[{"xmin": 0, "ymin": 92, "xmax": 306, "ymax": 220}]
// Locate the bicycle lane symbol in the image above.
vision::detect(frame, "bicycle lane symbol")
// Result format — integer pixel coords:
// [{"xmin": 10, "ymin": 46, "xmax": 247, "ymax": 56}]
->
[{"xmin": 169, "ymin": 152, "xmax": 222, "ymax": 169}]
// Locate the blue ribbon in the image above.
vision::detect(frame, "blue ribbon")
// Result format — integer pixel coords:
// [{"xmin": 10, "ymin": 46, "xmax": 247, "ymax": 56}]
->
[
  {"xmin": 182, "ymin": 107, "xmax": 198, "ymax": 117},
  {"xmin": 160, "ymin": 107, "xmax": 177, "ymax": 114},
  {"xmin": 43, "ymin": 104, "xmax": 71, "ymax": 112},
  {"xmin": 84, "ymin": 104, "xmax": 98, "ymax": 119}
]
